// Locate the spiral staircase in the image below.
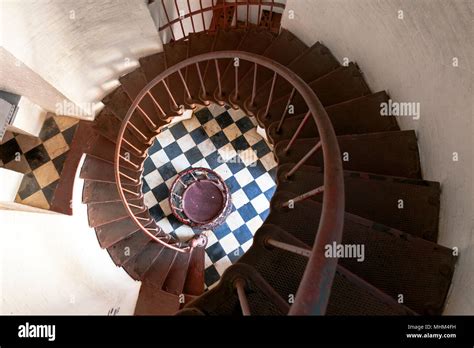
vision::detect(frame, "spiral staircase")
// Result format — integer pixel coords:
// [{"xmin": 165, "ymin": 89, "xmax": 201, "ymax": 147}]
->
[{"xmin": 78, "ymin": 1, "xmax": 457, "ymax": 315}]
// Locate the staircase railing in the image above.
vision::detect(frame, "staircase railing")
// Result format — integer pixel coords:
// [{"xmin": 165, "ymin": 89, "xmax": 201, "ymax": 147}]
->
[
  {"xmin": 156, "ymin": 0, "xmax": 286, "ymax": 42},
  {"xmin": 114, "ymin": 50, "xmax": 345, "ymax": 314}
]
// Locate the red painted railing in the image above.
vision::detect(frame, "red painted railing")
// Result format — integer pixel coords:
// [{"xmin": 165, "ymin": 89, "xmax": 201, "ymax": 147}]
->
[{"xmin": 115, "ymin": 1, "xmax": 345, "ymax": 315}]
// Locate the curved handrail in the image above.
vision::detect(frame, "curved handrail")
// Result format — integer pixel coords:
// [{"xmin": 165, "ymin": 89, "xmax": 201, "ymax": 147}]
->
[
  {"xmin": 114, "ymin": 51, "xmax": 345, "ymax": 314},
  {"xmin": 157, "ymin": 0, "xmax": 285, "ymax": 41}
]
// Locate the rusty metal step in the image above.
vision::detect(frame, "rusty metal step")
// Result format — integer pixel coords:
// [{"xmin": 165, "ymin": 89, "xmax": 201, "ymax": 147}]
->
[
  {"xmin": 239, "ymin": 224, "xmax": 415, "ymax": 315},
  {"xmin": 230, "ymin": 29, "xmax": 308, "ymax": 111},
  {"xmin": 79, "ymin": 155, "xmax": 142, "ymax": 187},
  {"xmin": 82, "ymin": 180, "xmax": 140, "ymax": 204},
  {"xmin": 276, "ymin": 164, "xmax": 439, "ymax": 241},
  {"xmin": 123, "ymin": 241, "xmax": 165, "ymax": 280},
  {"xmin": 182, "ymin": 245, "xmax": 206, "ymax": 296},
  {"xmin": 246, "ymin": 41, "xmax": 340, "ymax": 116},
  {"xmin": 84, "ymin": 133, "xmax": 144, "ymax": 171},
  {"xmin": 267, "ymin": 91, "xmax": 400, "ymax": 144},
  {"xmin": 86, "ymin": 198, "xmax": 146, "ymax": 228},
  {"xmin": 143, "ymin": 247, "xmax": 178, "ymax": 289},
  {"xmin": 162, "ymin": 251, "xmax": 193, "ymax": 295},
  {"xmin": 184, "ymin": 32, "xmax": 217, "ymax": 105},
  {"xmin": 94, "ymin": 212, "xmax": 155, "ymax": 249},
  {"xmin": 93, "ymin": 107, "xmax": 148, "ymax": 157},
  {"xmin": 102, "ymin": 85, "xmax": 158, "ymax": 139},
  {"xmin": 106, "ymin": 227, "xmax": 161, "ymax": 267},
  {"xmin": 257, "ymin": 63, "xmax": 372, "ymax": 127},
  {"xmin": 202, "ymin": 29, "xmax": 247, "ymax": 104},
  {"xmin": 139, "ymin": 52, "xmax": 182, "ymax": 117},
  {"xmin": 164, "ymin": 40, "xmax": 192, "ymax": 109},
  {"xmin": 134, "ymin": 284, "xmax": 181, "ymax": 315},
  {"xmin": 274, "ymin": 130, "xmax": 422, "ymax": 179},
  {"xmin": 216, "ymin": 29, "xmax": 275, "ymax": 104},
  {"xmin": 119, "ymin": 70, "xmax": 172, "ymax": 127},
  {"xmin": 181, "ymin": 263, "xmax": 290, "ymax": 315},
  {"xmin": 266, "ymin": 192, "xmax": 456, "ymax": 314}
]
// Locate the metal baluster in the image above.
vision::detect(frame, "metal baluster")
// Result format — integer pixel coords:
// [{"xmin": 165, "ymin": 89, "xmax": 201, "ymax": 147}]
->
[
  {"xmin": 135, "ymin": 104, "xmax": 157, "ymax": 130},
  {"xmin": 195, "ymin": 62, "xmax": 208, "ymax": 101},
  {"xmin": 269, "ymin": 0, "xmax": 274, "ymax": 29},
  {"xmin": 234, "ymin": 0, "xmax": 238, "ymax": 28},
  {"xmin": 119, "ymin": 171, "xmax": 140, "ymax": 185},
  {"xmin": 266, "ymin": 239, "xmax": 312, "ymax": 258},
  {"xmin": 276, "ymin": 87, "xmax": 296, "ymax": 133},
  {"xmin": 234, "ymin": 278, "xmax": 251, "ymax": 316},
  {"xmin": 246, "ymin": 0, "xmax": 249, "ymax": 28},
  {"xmin": 174, "ymin": 0, "xmax": 186, "ymax": 39},
  {"xmin": 285, "ymin": 140, "xmax": 322, "ymax": 179},
  {"xmin": 215, "ymin": 59, "xmax": 223, "ymax": 101},
  {"xmin": 263, "ymin": 72, "xmax": 278, "ymax": 119},
  {"xmin": 145, "ymin": 91, "xmax": 167, "ymax": 121},
  {"xmin": 161, "ymin": 79, "xmax": 181, "ymax": 113},
  {"xmin": 281, "ymin": 185, "xmax": 324, "ymax": 208},
  {"xmin": 186, "ymin": 0, "xmax": 196, "ymax": 33},
  {"xmin": 257, "ymin": 0, "xmax": 262, "ymax": 26},
  {"xmin": 234, "ymin": 60, "xmax": 239, "ymax": 100},
  {"xmin": 178, "ymin": 69, "xmax": 193, "ymax": 102},
  {"xmin": 247, "ymin": 63, "xmax": 258, "ymax": 107},
  {"xmin": 199, "ymin": 0, "xmax": 206, "ymax": 32},
  {"xmin": 162, "ymin": 0, "xmax": 175, "ymax": 42},
  {"xmin": 284, "ymin": 110, "xmax": 311, "ymax": 153}
]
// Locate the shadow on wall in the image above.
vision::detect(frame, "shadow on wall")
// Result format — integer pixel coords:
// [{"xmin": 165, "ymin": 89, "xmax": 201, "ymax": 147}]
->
[{"xmin": 1, "ymin": 0, "xmax": 163, "ymax": 118}]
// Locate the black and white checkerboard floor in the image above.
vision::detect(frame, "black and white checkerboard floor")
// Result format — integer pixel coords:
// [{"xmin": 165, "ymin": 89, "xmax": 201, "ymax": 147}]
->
[{"xmin": 141, "ymin": 104, "xmax": 277, "ymax": 288}]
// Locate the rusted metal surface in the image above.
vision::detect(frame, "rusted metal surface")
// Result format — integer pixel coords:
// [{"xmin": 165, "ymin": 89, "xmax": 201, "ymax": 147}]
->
[{"xmin": 115, "ymin": 50, "xmax": 344, "ymax": 314}]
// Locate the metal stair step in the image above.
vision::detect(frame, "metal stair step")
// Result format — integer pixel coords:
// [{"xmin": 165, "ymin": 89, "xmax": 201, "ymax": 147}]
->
[
  {"xmin": 231, "ymin": 29, "xmax": 308, "ymax": 111},
  {"xmin": 274, "ymin": 130, "xmax": 422, "ymax": 179},
  {"xmin": 84, "ymin": 133, "xmax": 144, "ymax": 171},
  {"xmin": 123, "ymin": 241, "xmax": 165, "ymax": 280},
  {"xmin": 102, "ymin": 85, "xmax": 158, "ymax": 138},
  {"xmin": 93, "ymin": 107, "xmax": 148, "ymax": 157},
  {"xmin": 258, "ymin": 63, "xmax": 372, "ymax": 127},
  {"xmin": 202, "ymin": 29, "xmax": 247, "ymax": 104},
  {"xmin": 119, "ymin": 70, "xmax": 171, "ymax": 127},
  {"xmin": 106, "ymin": 227, "xmax": 161, "ymax": 267},
  {"xmin": 82, "ymin": 180, "xmax": 140, "ymax": 204},
  {"xmin": 267, "ymin": 91, "xmax": 400, "ymax": 144},
  {"xmin": 237, "ymin": 224, "xmax": 414, "ymax": 315},
  {"xmin": 94, "ymin": 213, "xmax": 155, "ymax": 249},
  {"xmin": 79, "ymin": 155, "xmax": 141, "ymax": 187},
  {"xmin": 276, "ymin": 164, "xmax": 440, "ymax": 241},
  {"xmin": 139, "ymin": 52, "xmax": 182, "ymax": 117},
  {"xmin": 164, "ymin": 40, "xmax": 192, "ymax": 109},
  {"xmin": 143, "ymin": 247, "xmax": 179, "ymax": 289},
  {"xmin": 216, "ymin": 29, "xmax": 275, "ymax": 104},
  {"xmin": 182, "ymin": 263, "xmax": 290, "ymax": 315},
  {"xmin": 134, "ymin": 285, "xmax": 181, "ymax": 315},
  {"xmin": 86, "ymin": 199, "xmax": 146, "ymax": 228},
  {"xmin": 162, "ymin": 251, "xmax": 193, "ymax": 295},
  {"xmin": 266, "ymin": 192, "xmax": 456, "ymax": 314},
  {"xmin": 185, "ymin": 32, "xmax": 218, "ymax": 105},
  {"xmin": 182, "ymin": 244, "xmax": 206, "ymax": 296},
  {"xmin": 247, "ymin": 41, "xmax": 340, "ymax": 115}
]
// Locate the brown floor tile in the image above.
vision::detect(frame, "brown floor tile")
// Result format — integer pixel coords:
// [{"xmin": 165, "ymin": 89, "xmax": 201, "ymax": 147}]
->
[
  {"xmin": 16, "ymin": 190, "xmax": 50, "ymax": 210},
  {"xmin": 33, "ymin": 161, "xmax": 60, "ymax": 188},
  {"xmin": 54, "ymin": 115, "xmax": 79, "ymax": 132},
  {"xmin": 15, "ymin": 133, "xmax": 42, "ymax": 153},
  {"xmin": 1, "ymin": 131, "xmax": 14, "ymax": 144},
  {"xmin": 3, "ymin": 154, "xmax": 31, "ymax": 174},
  {"xmin": 43, "ymin": 133, "xmax": 69, "ymax": 160},
  {"xmin": 17, "ymin": 172, "xmax": 41, "ymax": 200}
]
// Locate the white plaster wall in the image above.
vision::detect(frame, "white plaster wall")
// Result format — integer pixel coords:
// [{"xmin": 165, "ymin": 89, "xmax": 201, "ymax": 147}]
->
[
  {"xmin": 0, "ymin": 48, "xmax": 78, "ymax": 115},
  {"xmin": 1, "ymin": 0, "xmax": 162, "ymax": 119},
  {"xmin": 0, "ymin": 157, "xmax": 140, "ymax": 315},
  {"xmin": 282, "ymin": 0, "xmax": 474, "ymax": 314},
  {"xmin": 8, "ymin": 97, "xmax": 47, "ymax": 137}
]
